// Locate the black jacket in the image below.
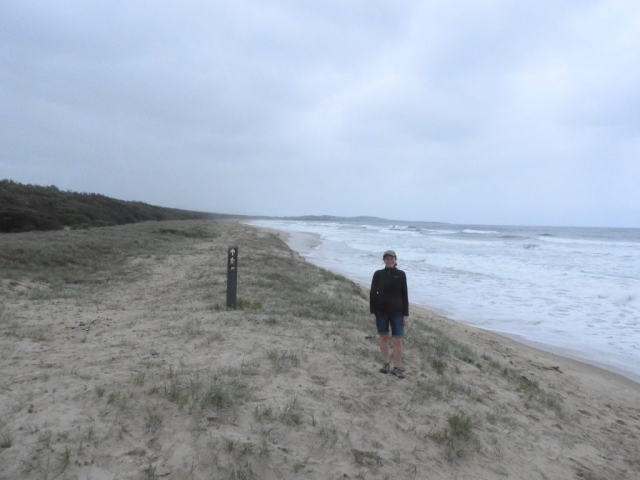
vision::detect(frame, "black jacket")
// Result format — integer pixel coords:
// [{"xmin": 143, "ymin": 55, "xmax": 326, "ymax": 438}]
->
[{"xmin": 370, "ymin": 266, "xmax": 409, "ymax": 316}]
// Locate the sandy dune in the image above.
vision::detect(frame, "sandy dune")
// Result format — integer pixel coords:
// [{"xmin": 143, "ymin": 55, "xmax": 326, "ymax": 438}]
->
[{"xmin": 1, "ymin": 220, "xmax": 639, "ymax": 479}]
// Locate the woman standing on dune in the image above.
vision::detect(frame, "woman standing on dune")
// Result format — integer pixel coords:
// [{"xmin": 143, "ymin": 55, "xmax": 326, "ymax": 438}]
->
[{"xmin": 369, "ymin": 250, "xmax": 409, "ymax": 379}]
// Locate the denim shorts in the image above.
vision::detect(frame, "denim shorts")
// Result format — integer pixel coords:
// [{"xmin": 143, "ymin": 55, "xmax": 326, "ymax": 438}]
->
[{"xmin": 375, "ymin": 311, "xmax": 404, "ymax": 338}]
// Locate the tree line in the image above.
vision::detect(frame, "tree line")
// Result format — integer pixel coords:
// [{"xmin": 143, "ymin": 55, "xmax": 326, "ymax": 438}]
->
[{"xmin": 0, "ymin": 179, "xmax": 225, "ymax": 233}]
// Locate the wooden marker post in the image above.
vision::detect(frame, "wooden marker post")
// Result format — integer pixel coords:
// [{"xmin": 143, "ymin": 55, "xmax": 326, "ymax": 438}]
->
[{"xmin": 226, "ymin": 244, "xmax": 238, "ymax": 309}]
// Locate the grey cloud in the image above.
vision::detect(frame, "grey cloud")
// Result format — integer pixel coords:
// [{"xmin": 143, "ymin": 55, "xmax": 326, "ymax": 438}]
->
[{"xmin": 1, "ymin": 1, "xmax": 639, "ymax": 227}]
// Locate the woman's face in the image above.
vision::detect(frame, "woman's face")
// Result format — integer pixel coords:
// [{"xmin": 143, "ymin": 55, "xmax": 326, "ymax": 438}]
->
[{"xmin": 383, "ymin": 255, "xmax": 396, "ymax": 267}]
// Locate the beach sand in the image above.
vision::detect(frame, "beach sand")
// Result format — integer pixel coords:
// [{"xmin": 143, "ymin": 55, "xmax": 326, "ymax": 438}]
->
[{"xmin": 1, "ymin": 219, "xmax": 639, "ymax": 479}]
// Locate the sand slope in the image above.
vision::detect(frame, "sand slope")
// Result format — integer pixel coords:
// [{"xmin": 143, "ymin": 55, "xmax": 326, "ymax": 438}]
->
[{"xmin": 1, "ymin": 220, "xmax": 639, "ymax": 479}]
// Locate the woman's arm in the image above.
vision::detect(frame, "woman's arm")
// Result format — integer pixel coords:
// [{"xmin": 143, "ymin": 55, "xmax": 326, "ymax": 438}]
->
[
  {"xmin": 369, "ymin": 270, "xmax": 379, "ymax": 314},
  {"xmin": 401, "ymin": 271, "xmax": 409, "ymax": 317}
]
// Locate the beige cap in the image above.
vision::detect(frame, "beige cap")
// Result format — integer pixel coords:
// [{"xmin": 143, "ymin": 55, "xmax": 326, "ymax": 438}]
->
[{"xmin": 382, "ymin": 250, "xmax": 396, "ymax": 259}]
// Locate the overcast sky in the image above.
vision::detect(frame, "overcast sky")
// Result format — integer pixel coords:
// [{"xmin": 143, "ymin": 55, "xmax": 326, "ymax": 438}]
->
[{"xmin": 2, "ymin": 1, "xmax": 639, "ymax": 227}]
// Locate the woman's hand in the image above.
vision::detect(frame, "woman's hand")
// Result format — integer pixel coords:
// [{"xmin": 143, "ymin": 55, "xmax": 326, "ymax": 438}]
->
[
  {"xmin": 403, "ymin": 316, "xmax": 409, "ymax": 327},
  {"xmin": 370, "ymin": 313, "xmax": 377, "ymax": 325}
]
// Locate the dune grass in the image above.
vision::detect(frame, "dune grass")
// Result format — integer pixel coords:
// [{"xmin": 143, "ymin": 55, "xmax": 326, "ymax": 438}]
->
[{"xmin": 0, "ymin": 220, "xmax": 218, "ymax": 289}]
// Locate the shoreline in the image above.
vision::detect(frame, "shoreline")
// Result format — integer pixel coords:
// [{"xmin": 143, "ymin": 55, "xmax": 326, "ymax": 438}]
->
[
  {"xmin": 263, "ymin": 223, "xmax": 640, "ymax": 387},
  {"xmin": 484, "ymin": 328, "xmax": 640, "ymax": 386}
]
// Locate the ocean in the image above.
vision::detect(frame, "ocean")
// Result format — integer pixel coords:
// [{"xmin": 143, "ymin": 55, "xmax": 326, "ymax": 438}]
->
[{"xmin": 251, "ymin": 219, "xmax": 640, "ymax": 382}]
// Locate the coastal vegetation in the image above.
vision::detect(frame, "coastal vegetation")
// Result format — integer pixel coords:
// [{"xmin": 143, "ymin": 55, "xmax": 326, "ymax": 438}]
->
[{"xmin": 0, "ymin": 179, "xmax": 226, "ymax": 233}]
